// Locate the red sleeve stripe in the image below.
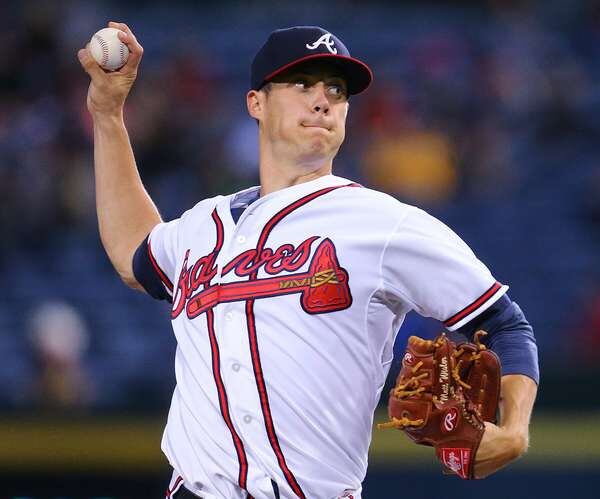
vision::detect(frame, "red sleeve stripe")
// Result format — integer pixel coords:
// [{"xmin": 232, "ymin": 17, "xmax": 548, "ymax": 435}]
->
[
  {"xmin": 147, "ymin": 238, "xmax": 174, "ymax": 293},
  {"xmin": 165, "ymin": 475, "xmax": 183, "ymax": 498},
  {"xmin": 444, "ymin": 282, "xmax": 503, "ymax": 329}
]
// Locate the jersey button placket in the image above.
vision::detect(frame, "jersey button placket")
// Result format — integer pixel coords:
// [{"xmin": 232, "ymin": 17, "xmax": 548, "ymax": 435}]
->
[
  {"xmin": 217, "ymin": 307, "xmax": 257, "ymax": 432},
  {"xmin": 219, "ymin": 210, "xmax": 263, "ymax": 439}
]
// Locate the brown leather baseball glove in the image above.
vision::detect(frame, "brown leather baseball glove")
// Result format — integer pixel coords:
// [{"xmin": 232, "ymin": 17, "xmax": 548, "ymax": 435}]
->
[{"xmin": 378, "ymin": 331, "xmax": 501, "ymax": 479}]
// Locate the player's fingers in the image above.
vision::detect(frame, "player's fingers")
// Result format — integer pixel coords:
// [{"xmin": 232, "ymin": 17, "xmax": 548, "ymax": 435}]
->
[
  {"xmin": 108, "ymin": 21, "xmax": 143, "ymax": 51},
  {"xmin": 117, "ymin": 30, "xmax": 144, "ymax": 70},
  {"xmin": 108, "ymin": 20, "xmax": 130, "ymax": 31},
  {"xmin": 108, "ymin": 21, "xmax": 144, "ymax": 70},
  {"xmin": 77, "ymin": 45, "xmax": 107, "ymax": 81}
]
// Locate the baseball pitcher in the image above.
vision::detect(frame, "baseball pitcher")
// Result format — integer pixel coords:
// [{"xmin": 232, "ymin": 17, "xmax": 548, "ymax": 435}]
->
[{"xmin": 78, "ymin": 23, "xmax": 539, "ymax": 499}]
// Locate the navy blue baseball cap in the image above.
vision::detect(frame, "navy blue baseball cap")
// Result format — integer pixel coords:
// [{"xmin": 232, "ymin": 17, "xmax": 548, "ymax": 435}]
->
[{"xmin": 251, "ymin": 26, "xmax": 373, "ymax": 95}]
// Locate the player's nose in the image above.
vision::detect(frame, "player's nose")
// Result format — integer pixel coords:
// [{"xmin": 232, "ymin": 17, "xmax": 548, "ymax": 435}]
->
[{"xmin": 310, "ymin": 82, "xmax": 330, "ymax": 114}]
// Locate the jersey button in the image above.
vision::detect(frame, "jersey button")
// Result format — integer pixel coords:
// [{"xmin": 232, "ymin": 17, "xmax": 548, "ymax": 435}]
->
[
  {"xmin": 225, "ymin": 312, "xmax": 233, "ymax": 321},
  {"xmin": 243, "ymin": 415, "xmax": 252, "ymax": 424},
  {"xmin": 237, "ymin": 235, "xmax": 246, "ymax": 244},
  {"xmin": 232, "ymin": 363, "xmax": 240, "ymax": 372}
]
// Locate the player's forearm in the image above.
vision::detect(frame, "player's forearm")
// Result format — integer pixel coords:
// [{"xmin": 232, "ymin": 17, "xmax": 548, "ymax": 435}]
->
[
  {"xmin": 498, "ymin": 374, "xmax": 537, "ymax": 450},
  {"xmin": 93, "ymin": 112, "xmax": 161, "ymax": 286},
  {"xmin": 474, "ymin": 374, "xmax": 537, "ymax": 478}
]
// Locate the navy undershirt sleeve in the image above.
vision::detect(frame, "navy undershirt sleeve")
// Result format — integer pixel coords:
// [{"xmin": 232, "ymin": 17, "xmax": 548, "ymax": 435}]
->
[
  {"xmin": 132, "ymin": 236, "xmax": 172, "ymax": 302},
  {"xmin": 456, "ymin": 294, "xmax": 540, "ymax": 384}
]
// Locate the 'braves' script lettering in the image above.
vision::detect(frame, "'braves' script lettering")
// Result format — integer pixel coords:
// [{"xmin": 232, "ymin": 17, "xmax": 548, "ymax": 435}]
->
[
  {"xmin": 172, "ymin": 236, "xmax": 320, "ymax": 319},
  {"xmin": 221, "ymin": 236, "xmax": 319, "ymax": 277}
]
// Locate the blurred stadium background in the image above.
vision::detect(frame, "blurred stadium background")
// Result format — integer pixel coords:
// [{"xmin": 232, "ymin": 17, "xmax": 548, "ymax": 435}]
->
[{"xmin": 1, "ymin": 0, "xmax": 599, "ymax": 497}]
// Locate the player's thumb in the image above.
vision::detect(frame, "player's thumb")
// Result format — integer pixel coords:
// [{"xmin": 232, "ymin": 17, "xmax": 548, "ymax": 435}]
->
[{"xmin": 77, "ymin": 46, "xmax": 105, "ymax": 80}]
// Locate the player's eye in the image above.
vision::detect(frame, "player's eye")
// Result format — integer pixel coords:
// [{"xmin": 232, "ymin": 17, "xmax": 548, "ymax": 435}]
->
[
  {"xmin": 324, "ymin": 79, "xmax": 347, "ymax": 98},
  {"xmin": 328, "ymin": 84, "xmax": 344, "ymax": 97},
  {"xmin": 293, "ymin": 79, "xmax": 310, "ymax": 89}
]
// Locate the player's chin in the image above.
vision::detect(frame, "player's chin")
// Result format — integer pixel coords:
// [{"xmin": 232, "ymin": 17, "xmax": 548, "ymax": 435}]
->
[
  {"xmin": 298, "ymin": 128, "xmax": 341, "ymax": 154},
  {"xmin": 304, "ymin": 137, "xmax": 333, "ymax": 155}
]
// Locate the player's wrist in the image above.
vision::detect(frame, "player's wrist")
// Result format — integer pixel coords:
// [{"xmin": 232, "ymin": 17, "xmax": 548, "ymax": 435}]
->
[
  {"xmin": 500, "ymin": 425, "xmax": 529, "ymax": 458},
  {"xmin": 91, "ymin": 109, "xmax": 125, "ymax": 126},
  {"xmin": 473, "ymin": 423, "xmax": 524, "ymax": 478},
  {"xmin": 484, "ymin": 423, "xmax": 527, "ymax": 459}
]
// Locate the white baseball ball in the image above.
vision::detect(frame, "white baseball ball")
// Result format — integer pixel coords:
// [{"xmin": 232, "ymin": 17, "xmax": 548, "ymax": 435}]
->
[{"xmin": 89, "ymin": 27, "xmax": 129, "ymax": 71}]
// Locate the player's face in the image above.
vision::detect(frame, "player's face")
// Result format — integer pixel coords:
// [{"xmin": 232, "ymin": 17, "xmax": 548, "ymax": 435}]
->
[{"xmin": 249, "ymin": 62, "xmax": 350, "ymax": 167}]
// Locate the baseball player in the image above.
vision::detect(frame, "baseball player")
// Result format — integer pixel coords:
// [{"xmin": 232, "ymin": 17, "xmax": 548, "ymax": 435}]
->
[{"xmin": 78, "ymin": 23, "xmax": 539, "ymax": 499}]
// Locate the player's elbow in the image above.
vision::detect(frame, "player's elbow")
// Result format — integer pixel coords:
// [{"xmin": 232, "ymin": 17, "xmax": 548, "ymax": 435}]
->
[
  {"xmin": 100, "ymin": 239, "xmax": 140, "ymax": 290},
  {"xmin": 110, "ymin": 259, "xmax": 140, "ymax": 290},
  {"xmin": 116, "ymin": 268, "xmax": 142, "ymax": 291}
]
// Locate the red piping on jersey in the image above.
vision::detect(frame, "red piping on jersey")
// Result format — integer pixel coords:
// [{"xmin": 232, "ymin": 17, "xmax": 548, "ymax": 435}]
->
[
  {"xmin": 204, "ymin": 209, "xmax": 252, "ymax": 494},
  {"xmin": 212, "ymin": 209, "xmax": 225, "ymax": 256},
  {"xmin": 148, "ymin": 237, "xmax": 174, "ymax": 292},
  {"xmin": 443, "ymin": 281, "xmax": 503, "ymax": 328},
  {"xmin": 257, "ymin": 183, "xmax": 361, "ymax": 255},
  {"xmin": 245, "ymin": 183, "xmax": 359, "ymax": 499},
  {"xmin": 165, "ymin": 475, "xmax": 183, "ymax": 498},
  {"xmin": 206, "ymin": 307, "xmax": 251, "ymax": 491}
]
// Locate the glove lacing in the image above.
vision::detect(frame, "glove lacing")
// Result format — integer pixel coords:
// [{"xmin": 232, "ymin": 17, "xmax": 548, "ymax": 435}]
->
[
  {"xmin": 451, "ymin": 330, "xmax": 489, "ymax": 389},
  {"xmin": 377, "ymin": 360, "xmax": 428, "ymax": 429},
  {"xmin": 378, "ymin": 332, "xmax": 489, "ymax": 431}
]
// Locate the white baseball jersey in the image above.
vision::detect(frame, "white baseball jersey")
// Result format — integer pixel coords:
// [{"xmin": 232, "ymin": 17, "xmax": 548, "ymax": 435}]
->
[{"xmin": 135, "ymin": 174, "xmax": 507, "ymax": 499}]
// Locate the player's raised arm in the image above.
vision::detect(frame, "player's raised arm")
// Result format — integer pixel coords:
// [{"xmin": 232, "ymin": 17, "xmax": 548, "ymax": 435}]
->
[{"xmin": 77, "ymin": 22, "xmax": 161, "ymax": 290}]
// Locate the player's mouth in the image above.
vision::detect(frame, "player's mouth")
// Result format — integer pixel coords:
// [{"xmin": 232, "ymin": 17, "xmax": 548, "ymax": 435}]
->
[{"xmin": 301, "ymin": 122, "xmax": 332, "ymax": 131}]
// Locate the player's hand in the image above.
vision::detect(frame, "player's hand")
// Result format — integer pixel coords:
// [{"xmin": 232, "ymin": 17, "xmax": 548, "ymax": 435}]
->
[
  {"xmin": 473, "ymin": 422, "xmax": 528, "ymax": 478},
  {"xmin": 77, "ymin": 21, "xmax": 143, "ymax": 117}
]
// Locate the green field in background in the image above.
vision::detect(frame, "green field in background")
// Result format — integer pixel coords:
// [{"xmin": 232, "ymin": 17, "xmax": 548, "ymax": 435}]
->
[
  {"xmin": 2, "ymin": 410, "xmax": 598, "ymax": 471},
  {"xmin": 370, "ymin": 410, "xmax": 600, "ymax": 469}
]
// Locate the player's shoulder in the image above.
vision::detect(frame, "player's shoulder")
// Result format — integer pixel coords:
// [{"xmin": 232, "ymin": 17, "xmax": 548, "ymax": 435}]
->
[
  {"xmin": 333, "ymin": 176, "xmax": 417, "ymax": 217},
  {"xmin": 332, "ymin": 176, "xmax": 453, "ymax": 233}
]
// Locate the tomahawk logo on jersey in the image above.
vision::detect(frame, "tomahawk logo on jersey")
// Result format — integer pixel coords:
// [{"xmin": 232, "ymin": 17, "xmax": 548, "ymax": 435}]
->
[{"xmin": 134, "ymin": 174, "xmax": 507, "ymax": 499}]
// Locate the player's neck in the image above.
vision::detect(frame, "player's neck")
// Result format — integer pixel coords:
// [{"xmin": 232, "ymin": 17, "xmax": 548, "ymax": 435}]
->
[{"xmin": 258, "ymin": 152, "xmax": 333, "ymax": 197}]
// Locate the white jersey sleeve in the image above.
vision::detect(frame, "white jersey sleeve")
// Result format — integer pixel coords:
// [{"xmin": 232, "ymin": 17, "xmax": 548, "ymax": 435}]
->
[
  {"xmin": 381, "ymin": 206, "xmax": 508, "ymax": 330},
  {"xmin": 145, "ymin": 218, "xmax": 182, "ymax": 300},
  {"xmin": 133, "ymin": 198, "xmax": 222, "ymax": 302}
]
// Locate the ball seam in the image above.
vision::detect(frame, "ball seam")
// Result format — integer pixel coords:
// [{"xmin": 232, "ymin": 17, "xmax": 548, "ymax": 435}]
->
[{"xmin": 93, "ymin": 34, "xmax": 109, "ymax": 68}]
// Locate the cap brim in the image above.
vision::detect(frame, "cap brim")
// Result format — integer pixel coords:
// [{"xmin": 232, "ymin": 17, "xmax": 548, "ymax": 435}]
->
[{"xmin": 262, "ymin": 53, "xmax": 373, "ymax": 95}]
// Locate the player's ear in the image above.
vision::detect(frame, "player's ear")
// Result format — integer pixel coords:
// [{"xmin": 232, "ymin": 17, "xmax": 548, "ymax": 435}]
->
[{"xmin": 247, "ymin": 90, "xmax": 263, "ymax": 121}]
